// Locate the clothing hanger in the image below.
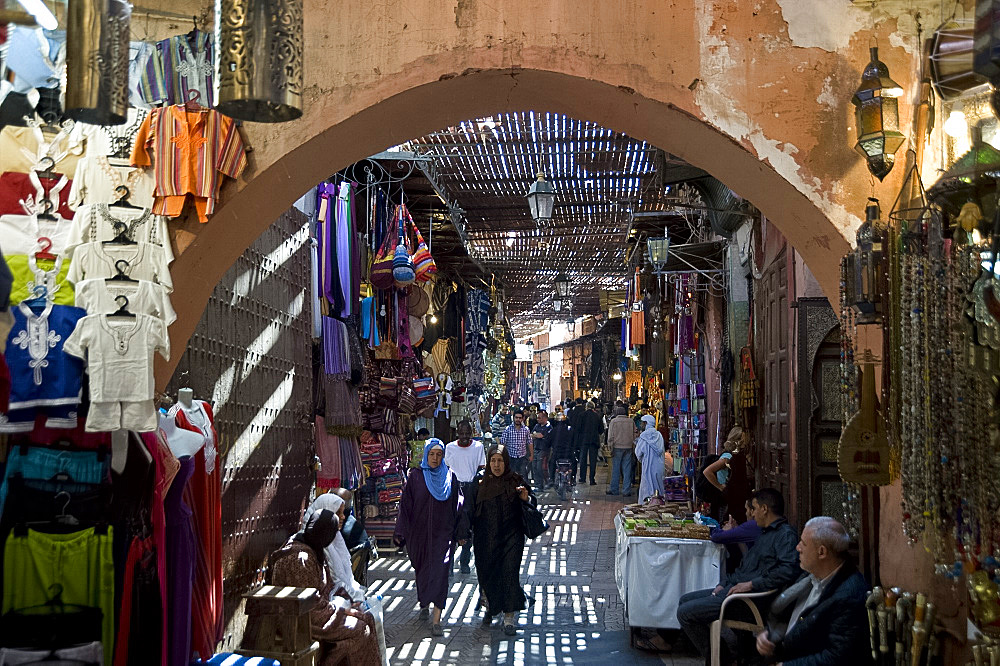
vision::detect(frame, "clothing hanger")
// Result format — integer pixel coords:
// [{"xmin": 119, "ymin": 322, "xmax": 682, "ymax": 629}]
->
[
  {"xmin": 109, "ymin": 185, "xmax": 143, "ymax": 211},
  {"xmin": 108, "ymin": 294, "xmax": 136, "ymax": 318},
  {"xmin": 103, "ymin": 220, "xmax": 138, "ymax": 246},
  {"xmin": 35, "ymin": 156, "xmax": 57, "ymax": 180},
  {"xmin": 184, "ymin": 88, "xmax": 202, "ymax": 111},
  {"xmin": 36, "ymin": 197, "xmax": 58, "ymax": 221},
  {"xmin": 23, "ymin": 285, "xmax": 49, "ymax": 308},
  {"xmin": 187, "ymin": 14, "xmax": 199, "ymax": 41},
  {"xmin": 106, "ymin": 259, "xmax": 139, "ymax": 283},
  {"xmin": 35, "ymin": 237, "xmax": 57, "ymax": 261}
]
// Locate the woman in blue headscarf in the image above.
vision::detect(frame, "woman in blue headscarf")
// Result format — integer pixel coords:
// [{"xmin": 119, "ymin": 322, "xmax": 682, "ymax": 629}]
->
[
  {"xmin": 393, "ymin": 438, "xmax": 467, "ymax": 636},
  {"xmin": 635, "ymin": 414, "xmax": 665, "ymax": 503}
]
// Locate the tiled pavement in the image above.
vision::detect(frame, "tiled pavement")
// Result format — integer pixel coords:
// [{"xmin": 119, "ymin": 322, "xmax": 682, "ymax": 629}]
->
[{"xmin": 367, "ymin": 466, "xmax": 703, "ymax": 666}]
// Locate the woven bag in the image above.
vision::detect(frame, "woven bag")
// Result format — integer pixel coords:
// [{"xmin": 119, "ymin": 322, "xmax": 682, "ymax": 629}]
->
[
  {"xmin": 370, "ymin": 223, "xmax": 396, "ymax": 290},
  {"xmin": 410, "ymin": 220, "xmax": 437, "ymax": 282}
]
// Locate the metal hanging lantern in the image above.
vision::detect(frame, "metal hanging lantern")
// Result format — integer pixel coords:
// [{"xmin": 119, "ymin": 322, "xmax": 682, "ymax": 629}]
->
[
  {"xmin": 527, "ymin": 172, "xmax": 556, "ymax": 223},
  {"xmin": 851, "ymin": 47, "xmax": 906, "ymax": 181},
  {"xmin": 65, "ymin": 0, "xmax": 130, "ymax": 125},
  {"xmin": 552, "ymin": 298, "xmax": 562, "ymax": 312},
  {"xmin": 850, "ymin": 198, "xmax": 886, "ymax": 323},
  {"xmin": 647, "ymin": 235, "xmax": 670, "ymax": 272},
  {"xmin": 216, "ymin": 0, "xmax": 304, "ymax": 123},
  {"xmin": 555, "ymin": 272, "xmax": 571, "ymax": 298}
]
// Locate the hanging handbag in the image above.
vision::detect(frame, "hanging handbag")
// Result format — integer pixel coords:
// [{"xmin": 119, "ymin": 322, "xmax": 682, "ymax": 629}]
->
[
  {"xmin": 521, "ymin": 499, "xmax": 549, "ymax": 539},
  {"xmin": 409, "ymin": 219, "xmax": 437, "ymax": 282},
  {"xmin": 738, "ymin": 346, "xmax": 758, "ymax": 409},
  {"xmin": 392, "ymin": 205, "xmax": 416, "ymax": 286},
  {"xmin": 370, "ymin": 222, "xmax": 396, "ymax": 290}
]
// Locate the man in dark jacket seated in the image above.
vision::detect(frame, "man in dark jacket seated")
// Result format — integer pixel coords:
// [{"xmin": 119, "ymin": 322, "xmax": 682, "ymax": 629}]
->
[
  {"xmin": 677, "ymin": 488, "xmax": 800, "ymax": 663},
  {"xmin": 755, "ymin": 516, "xmax": 871, "ymax": 666}
]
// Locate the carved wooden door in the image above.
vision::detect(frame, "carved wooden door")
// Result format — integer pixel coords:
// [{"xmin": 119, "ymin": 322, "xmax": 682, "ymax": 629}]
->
[{"xmin": 754, "ymin": 246, "xmax": 791, "ymax": 501}]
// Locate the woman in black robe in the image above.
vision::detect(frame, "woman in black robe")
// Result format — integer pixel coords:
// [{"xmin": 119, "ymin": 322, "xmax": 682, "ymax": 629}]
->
[{"xmin": 463, "ymin": 442, "xmax": 536, "ymax": 635}]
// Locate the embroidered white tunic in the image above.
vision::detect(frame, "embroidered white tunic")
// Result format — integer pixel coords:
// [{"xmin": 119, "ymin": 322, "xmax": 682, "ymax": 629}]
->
[
  {"xmin": 74, "ymin": 278, "xmax": 176, "ymax": 324},
  {"xmin": 65, "ymin": 204, "xmax": 173, "ymax": 262},
  {"xmin": 66, "ymin": 242, "xmax": 172, "ymax": 291},
  {"xmin": 63, "ymin": 312, "xmax": 169, "ymax": 403}
]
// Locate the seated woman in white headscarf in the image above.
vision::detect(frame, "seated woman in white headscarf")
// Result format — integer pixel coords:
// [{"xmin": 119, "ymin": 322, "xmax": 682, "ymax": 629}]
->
[
  {"xmin": 304, "ymin": 492, "xmax": 367, "ymax": 601},
  {"xmin": 634, "ymin": 414, "xmax": 665, "ymax": 503},
  {"xmin": 304, "ymin": 492, "xmax": 388, "ymax": 665}
]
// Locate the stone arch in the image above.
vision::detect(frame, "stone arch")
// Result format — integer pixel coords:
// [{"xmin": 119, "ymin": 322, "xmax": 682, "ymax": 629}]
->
[{"xmin": 159, "ymin": 67, "xmax": 853, "ymax": 386}]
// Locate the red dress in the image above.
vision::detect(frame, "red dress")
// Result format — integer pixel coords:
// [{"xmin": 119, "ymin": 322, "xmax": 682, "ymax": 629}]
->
[{"xmin": 172, "ymin": 401, "xmax": 222, "ymax": 659}]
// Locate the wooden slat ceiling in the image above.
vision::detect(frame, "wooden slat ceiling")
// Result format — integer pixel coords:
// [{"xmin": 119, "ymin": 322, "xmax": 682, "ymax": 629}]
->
[{"xmin": 395, "ymin": 112, "xmax": 710, "ymax": 336}]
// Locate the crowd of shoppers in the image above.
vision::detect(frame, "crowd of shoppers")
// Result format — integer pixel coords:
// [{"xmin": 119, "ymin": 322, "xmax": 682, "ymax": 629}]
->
[{"xmin": 274, "ymin": 396, "xmax": 871, "ymax": 665}]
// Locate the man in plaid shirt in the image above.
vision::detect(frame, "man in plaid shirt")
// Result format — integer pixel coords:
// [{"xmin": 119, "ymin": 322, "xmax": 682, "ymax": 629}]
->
[{"xmin": 500, "ymin": 410, "xmax": 533, "ymax": 479}]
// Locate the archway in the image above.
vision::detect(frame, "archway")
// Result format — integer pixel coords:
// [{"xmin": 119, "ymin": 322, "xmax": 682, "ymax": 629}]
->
[{"xmin": 159, "ymin": 68, "xmax": 853, "ymax": 386}]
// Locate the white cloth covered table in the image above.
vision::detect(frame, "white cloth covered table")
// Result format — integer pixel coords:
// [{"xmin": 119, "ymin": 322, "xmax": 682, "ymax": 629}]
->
[{"xmin": 614, "ymin": 514, "xmax": 725, "ymax": 629}]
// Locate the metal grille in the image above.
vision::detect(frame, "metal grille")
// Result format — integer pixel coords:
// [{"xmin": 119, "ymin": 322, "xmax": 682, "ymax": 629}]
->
[{"xmin": 165, "ymin": 207, "xmax": 314, "ymax": 651}]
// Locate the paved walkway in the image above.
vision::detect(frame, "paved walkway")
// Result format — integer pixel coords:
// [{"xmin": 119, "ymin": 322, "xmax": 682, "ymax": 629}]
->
[{"xmin": 368, "ymin": 467, "xmax": 703, "ymax": 666}]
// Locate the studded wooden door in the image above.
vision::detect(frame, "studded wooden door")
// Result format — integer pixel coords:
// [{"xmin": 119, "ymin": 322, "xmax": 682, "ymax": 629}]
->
[
  {"xmin": 754, "ymin": 246, "xmax": 791, "ymax": 502},
  {"xmin": 165, "ymin": 207, "xmax": 314, "ymax": 652}
]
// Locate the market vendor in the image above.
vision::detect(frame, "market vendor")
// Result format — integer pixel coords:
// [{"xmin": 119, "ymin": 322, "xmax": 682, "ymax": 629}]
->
[{"xmin": 676, "ymin": 488, "xmax": 800, "ymax": 662}]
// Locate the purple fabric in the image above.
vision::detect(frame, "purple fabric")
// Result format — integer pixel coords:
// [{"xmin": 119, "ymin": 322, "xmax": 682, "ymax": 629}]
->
[
  {"xmin": 165, "ymin": 456, "xmax": 196, "ymax": 666},
  {"xmin": 710, "ymin": 519, "xmax": 761, "ymax": 547},
  {"xmin": 392, "ymin": 471, "xmax": 463, "ymax": 607},
  {"xmin": 339, "ymin": 435, "xmax": 362, "ymax": 488},
  {"xmin": 322, "ymin": 317, "xmax": 351, "ymax": 376},
  {"xmin": 335, "ymin": 185, "xmax": 353, "ymax": 318},
  {"xmin": 317, "ymin": 183, "xmax": 337, "ymax": 306}
]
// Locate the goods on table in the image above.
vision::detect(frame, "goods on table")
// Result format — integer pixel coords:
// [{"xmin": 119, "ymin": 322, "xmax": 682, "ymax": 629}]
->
[{"xmin": 619, "ymin": 502, "xmax": 711, "ymax": 540}]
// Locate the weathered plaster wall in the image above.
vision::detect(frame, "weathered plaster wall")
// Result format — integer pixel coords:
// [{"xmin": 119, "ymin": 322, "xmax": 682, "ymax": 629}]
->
[{"xmin": 157, "ymin": 0, "xmax": 950, "ymax": 386}]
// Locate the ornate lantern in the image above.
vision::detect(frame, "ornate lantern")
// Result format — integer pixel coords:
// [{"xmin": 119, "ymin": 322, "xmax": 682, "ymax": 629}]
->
[
  {"xmin": 851, "ymin": 47, "xmax": 906, "ymax": 180},
  {"xmin": 526, "ymin": 172, "xmax": 555, "ymax": 223},
  {"xmin": 647, "ymin": 235, "xmax": 670, "ymax": 272},
  {"xmin": 849, "ymin": 198, "xmax": 886, "ymax": 323},
  {"xmin": 555, "ymin": 272, "xmax": 571, "ymax": 298},
  {"xmin": 216, "ymin": 0, "xmax": 304, "ymax": 123},
  {"xmin": 552, "ymin": 298, "xmax": 562, "ymax": 312},
  {"xmin": 65, "ymin": 0, "xmax": 130, "ymax": 125}
]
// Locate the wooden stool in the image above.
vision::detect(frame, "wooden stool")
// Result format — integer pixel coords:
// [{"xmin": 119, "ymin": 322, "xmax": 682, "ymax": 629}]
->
[{"xmin": 238, "ymin": 585, "xmax": 322, "ymax": 666}]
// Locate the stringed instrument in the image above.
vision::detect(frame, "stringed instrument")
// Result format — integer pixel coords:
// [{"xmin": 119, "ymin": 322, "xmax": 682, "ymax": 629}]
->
[{"xmin": 839, "ymin": 350, "xmax": 891, "ymax": 486}]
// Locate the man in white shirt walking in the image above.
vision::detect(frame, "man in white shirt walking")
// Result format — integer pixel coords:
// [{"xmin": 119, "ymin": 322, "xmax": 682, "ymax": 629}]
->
[{"xmin": 445, "ymin": 419, "xmax": 485, "ymax": 574}]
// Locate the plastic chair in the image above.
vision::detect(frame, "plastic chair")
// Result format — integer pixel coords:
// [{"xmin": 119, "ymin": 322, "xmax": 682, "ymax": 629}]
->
[{"xmin": 709, "ymin": 589, "xmax": 776, "ymax": 666}]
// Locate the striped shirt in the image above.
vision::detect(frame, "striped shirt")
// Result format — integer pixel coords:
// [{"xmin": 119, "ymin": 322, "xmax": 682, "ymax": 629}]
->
[
  {"xmin": 138, "ymin": 30, "xmax": 214, "ymax": 107},
  {"xmin": 131, "ymin": 107, "xmax": 246, "ymax": 222},
  {"xmin": 500, "ymin": 423, "xmax": 532, "ymax": 458}
]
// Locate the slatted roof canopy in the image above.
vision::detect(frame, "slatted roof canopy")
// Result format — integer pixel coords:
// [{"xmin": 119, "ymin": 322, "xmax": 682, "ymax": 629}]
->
[{"xmin": 395, "ymin": 112, "xmax": 711, "ymax": 336}]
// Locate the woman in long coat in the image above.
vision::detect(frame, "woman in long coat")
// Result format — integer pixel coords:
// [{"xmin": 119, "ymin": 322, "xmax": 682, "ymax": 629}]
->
[
  {"xmin": 463, "ymin": 442, "xmax": 536, "ymax": 636},
  {"xmin": 634, "ymin": 414, "xmax": 665, "ymax": 503},
  {"xmin": 393, "ymin": 439, "xmax": 466, "ymax": 636}
]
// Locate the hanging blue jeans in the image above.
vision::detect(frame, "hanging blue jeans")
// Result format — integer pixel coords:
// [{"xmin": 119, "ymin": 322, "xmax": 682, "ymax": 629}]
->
[{"xmin": 609, "ymin": 448, "xmax": 635, "ymax": 494}]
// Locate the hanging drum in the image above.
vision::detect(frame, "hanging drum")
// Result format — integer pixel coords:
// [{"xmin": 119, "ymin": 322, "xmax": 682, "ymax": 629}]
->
[
  {"xmin": 65, "ymin": 0, "xmax": 130, "ymax": 125},
  {"xmin": 216, "ymin": 0, "xmax": 304, "ymax": 123}
]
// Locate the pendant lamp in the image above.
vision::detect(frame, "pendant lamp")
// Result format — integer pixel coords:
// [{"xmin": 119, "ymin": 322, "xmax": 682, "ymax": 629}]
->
[
  {"xmin": 851, "ymin": 47, "xmax": 906, "ymax": 180},
  {"xmin": 65, "ymin": 0, "xmax": 130, "ymax": 125},
  {"xmin": 216, "ymin": 0, "xmax": 304, "ymax": 123}
]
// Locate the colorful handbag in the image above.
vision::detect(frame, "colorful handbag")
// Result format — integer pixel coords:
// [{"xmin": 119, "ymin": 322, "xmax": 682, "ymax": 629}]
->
[
  {"xmin": 370, "ymin": 223, "xmax": 396, "ymax": 290},
  {"xmin": 392, "ymin": 205, "xmax": 416, "ymax": 286},
  {"xmin": 410, "ymin": 220, "xmax": 437, "ymax": 282}
]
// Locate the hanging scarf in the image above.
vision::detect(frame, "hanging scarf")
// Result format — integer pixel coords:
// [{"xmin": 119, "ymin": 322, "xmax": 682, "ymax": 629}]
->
[
  {"xmin": 293, "ymin": 509, "xmax": 338, "ymax": 566},
  {"xmin": 421, "ymin": 438, "xmax": 452, "ymax": 501},
  {"xmin": 303, "ymin": 494, "xmax": 365, "ymax": 601},
  {"xmin": 477, "ymin": 442, "xmax": 520, "ymax": 505}
]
